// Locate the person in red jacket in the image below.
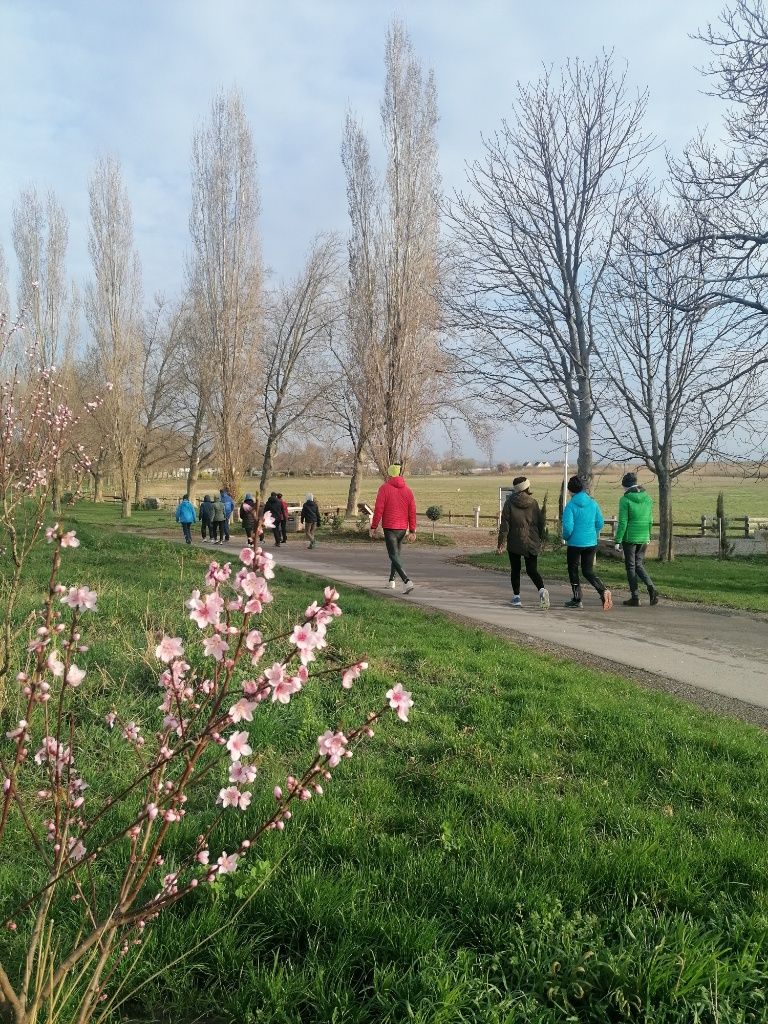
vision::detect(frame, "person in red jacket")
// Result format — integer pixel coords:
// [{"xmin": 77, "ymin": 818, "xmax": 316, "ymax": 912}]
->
[{"xmin": 370, "ymin": 464, "xmax": 417, "ymax": 593}]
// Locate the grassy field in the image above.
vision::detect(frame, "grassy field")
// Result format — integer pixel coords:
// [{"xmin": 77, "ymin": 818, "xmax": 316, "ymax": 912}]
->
[
  {"xmin": 99, "ymin": 465, "xmax": 768, "ymax": 525},
  {"xmin": 464, "ymin": 550, "xmax": 768, "ymax": 613},
  {"xmin": 2, "ymin": 521, "xmax": 768, "ymax": 1022}
]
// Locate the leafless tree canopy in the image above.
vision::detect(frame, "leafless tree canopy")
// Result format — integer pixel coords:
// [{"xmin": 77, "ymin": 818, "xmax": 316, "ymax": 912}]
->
[
  {"xmin": 84, "ymin": 155, "xmax": 143, "ymax": 517},
  {"xmin": 446, "ymin": 55, "xmax": 651, "ymax": 486},
  {"xmin": 188, "ymin": 87, "xmax": 262, "ymax": 495}
]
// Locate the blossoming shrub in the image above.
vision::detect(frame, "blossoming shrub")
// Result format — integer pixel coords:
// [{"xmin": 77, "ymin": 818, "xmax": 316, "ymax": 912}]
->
[{"xmin": 0, "ymin": 525, "xmax": 412, "ymax": 1024}]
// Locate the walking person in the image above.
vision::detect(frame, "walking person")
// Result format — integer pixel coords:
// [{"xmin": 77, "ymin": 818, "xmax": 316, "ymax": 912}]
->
[
  {"xmin": 263, "ymin": 492, "xmax": 285, "ymax": 547},
  {"xmin": 198, "ymin": 493, "xmax": 214, "ymax": 542},
  {"xmin": 211, "ymin": 493, "xmax": 227, "ymax": 544},
  {"xmin": 370, "ymin": 464, "xmax": 417, "ymax": 594},
  {"xmin": 239, "ymin": 493, "xmax": 258, "ymax": 544},
  {"xmin": 496, "ymin": 477, "xmax": 550, "ymax": 609},
  {"xmin": 277, "ymin": 493, "xmax": 289, "ymax": 543},
  {"xmin": 219, "ymin": 488, "xmax": 235, "ymax": 542},
  {"xmin": 175, "ymin": 493, "xmax": 196, "ymax": 545},
  {"xmin": 615, "ymin": 472, "xmax": 658, "ymax": 606},
  {"xmin": 561, "ymin": 476, "xmax": 612, "ymax": 611},
  {"xmin": 301, "ymin": 492, "xmax": 321, "ymax": 549}
]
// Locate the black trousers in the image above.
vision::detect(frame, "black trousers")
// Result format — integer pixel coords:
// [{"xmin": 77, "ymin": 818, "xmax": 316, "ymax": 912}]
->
[
  {"xmin": 180, "ymin": 522, "xmax": 192, "ymax": 544},
  {"xmin": 200, "ymin": 518, "xmax": 213, "ymax": 539},
  {"xmin": 280, "ymin": 519, "xmax": 288, "ymax": 543},
  {"xmin": 507, "ymin": 552, "xmax": 544, "ymax": 594},
  {"xmin": 566, "ymin": 545, "xmax": 605, "ymax": 595},
  {"xmin": 384, "ymin": 528, "xmax": 409, "ymax": 583},
  {"xmin": 211, "ymin": 521, "xmax": 225, "ymax": 542},
  {"xmin": 622, "ymin": 542, "xmax": 654, "ymax": 595},
  {"xmin": 272, "ymin": 527, "xmax": 282, "ymax": 547}
]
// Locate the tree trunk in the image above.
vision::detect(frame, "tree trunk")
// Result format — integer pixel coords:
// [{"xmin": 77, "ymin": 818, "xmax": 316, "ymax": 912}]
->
[
  {"xmin": 121, "ymin": 497, "xmax": 131, "ymax": 518},
  {"xmin": 259, "ymin": 435, "xmax": 275, "ymax": 499},
  {"xmin": 657, "ymin": 471, "xmax": 674, "ymax": 562},
  {"xmin": 575, "ymin": 411, "xmax": 593, "ymax": 491},
  {"xmin": 186, "ymin": 398, "xmax": 207, "ymax": 496},
  {"xmin": 93, "ymin": 471, "xmax": 103, "ymax": 503},
  {"xmin": 134, "ymin": 470, "xmax": 143, "ymax": 506},
  {"xmin": 345, "ymin": 441, "xmax": 366, "ymax": 517},
  {"xmin": 51, "ymin": 463, "xmax": 62, "ymax": 514}
]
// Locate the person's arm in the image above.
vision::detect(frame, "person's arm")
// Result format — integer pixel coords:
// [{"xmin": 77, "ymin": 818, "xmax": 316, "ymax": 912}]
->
[
  {"xmin": 562, "ymin": 501, "xmax": 574, "ymax": 542},
  {"xmin": 407, "ymin": 489, "xmax": 417, "ymax": 534},
  {"xmin": 535, "ymin": 500, "xmax": 545, "ymax": 541},
  {"xmin": 614, "ymin": 496, "xmax": 628, "ymax": 544},
  {"xmin": 370, "ymin": 488, "xmax": 384, "ymax": 531},
  {"xmin": 496, "ymin": 500, "xmax": 510, "ymax": 552},
  {"xmin": 175, "ymin": 506, "xmax": 180, "ymax": 523},
  {"xmin": 594, "ymin": 501, "xmax": 604, "ymax": 534}
]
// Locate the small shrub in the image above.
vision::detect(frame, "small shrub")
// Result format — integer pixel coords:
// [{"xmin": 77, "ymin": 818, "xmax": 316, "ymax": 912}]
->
[
  {"xmin": 143, "ymin": 496, "xmax": 160, "ymax": 511},
  {"xmin": 328, "ymin": 512, "xmax": 345, "ymax": 533},
  {"xmin": 425, "ymin": 505, "xmax": 443, "ymax": 540}
]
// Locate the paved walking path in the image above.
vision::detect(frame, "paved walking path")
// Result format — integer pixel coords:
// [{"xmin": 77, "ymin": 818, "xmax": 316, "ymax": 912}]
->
[{"xmin": 207, "ymin": 536, "xmax": 768, "ymax": 713}]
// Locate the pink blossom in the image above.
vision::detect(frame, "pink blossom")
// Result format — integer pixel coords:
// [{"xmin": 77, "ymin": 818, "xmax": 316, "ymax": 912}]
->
[
  {"xmin": 216, "ymin": 851, "xmax": 239, "ymax": 874},
  {"xmin": 342, "ymin": 661, "xmax": 368, "ymax": 689},
  {"xmin": 205, "ymin": 561, "xmax": 232, "ymax": 587},
  {"xmin": 60, "ymin": 586, "xmax": 98, "ymax": 612},
  {"xmin": 145, "ymin": 803, "xmax": 159, "ymax": 820},
  {"xmin": 66, "ymin": 664, "xmax": 86, "ymax": 687},
  {"xmin": 262, "ymin": 511, "xmax": 275, "ymax": 529},
  {"xmin": 245, "ymin": 629, "xmax": 263, "ymax": 652},
  {"xmin": 105, "ymin": 711, "xmax": 117, "ymax": 729},
  {"xmin": 273, "ymin": 786, "xmax": 283, "ymax": 800},
  {"xmin": 186, "ymin": 589, "xmax": 224, "ymax": 629},
  {"xmin": 317, "ymin": 730, "xmax": 348, "ymax": 767},
  {"xmin": 229, "ymin": 697, "xmax": 256, "ymax": 723},
  {"xmin": 386, "ymin": 683, "xmax": 414, "ymax": 722},
  {"xmin": 239, "ymin": 547, "xmax": 255, "ymax": 566},
  {"xmin": 324, "ymin": 586, "xmax": 339, "ymax": 603},
  {"xmin": 218, "ymin": 786, "xmax": 252, "ymax": 810},
  {"xmin": 61, "ymin": 531, "xmax": 80, "ymax": 548},
  {"xmin": 229, "ymin": 762, "xmax": 258, "ymax": 784},
  {"xmin": 67, "ymin": 837, "xmax": 86, "ymax": 862},
  {"xmin": 155, "ymin": 635, "xmax": 184, "ymax": 664},
  {"xmin": 3, "ymin": 778, "xmax": 10, "ymax": 794},
  {"xmin": 122, "ymin": 722, "xmax": 142, "ymax": 744},
  {"xmin": 203, "ymin": 634, "xmax": 229, "ymax": 661},
  {"xmin": 46, "ymin": 652, "xmax": 64, "ymax": 677},
  {"xmin": 289, "ymin": 624, "xmax": 322, "ymax": 664},
  {"xmin": 45, "ymin": 524, "xmax": 59, "ymax": 543},
  {"xmin": 196, "ymin": 849, "xmax": 210, "ymax": 865},
  {"xmin": 272, "ymin": 675, "xmax": 302, "ymax": 704},
  {"xmin": 226, "ymin": 730, "xmax": 252, "ymax": 761}
]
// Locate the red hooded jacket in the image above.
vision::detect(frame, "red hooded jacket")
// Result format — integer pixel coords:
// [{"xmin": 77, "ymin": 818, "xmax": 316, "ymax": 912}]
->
[{"xmin": 371, "ymin": 476, "xmax": 417, "ymax": 532}]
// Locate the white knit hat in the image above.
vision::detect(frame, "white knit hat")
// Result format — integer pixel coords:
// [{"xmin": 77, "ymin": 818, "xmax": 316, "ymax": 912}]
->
[{"xmin": 513, "ymin": 478, "xmax": 531, "ymax": 492}]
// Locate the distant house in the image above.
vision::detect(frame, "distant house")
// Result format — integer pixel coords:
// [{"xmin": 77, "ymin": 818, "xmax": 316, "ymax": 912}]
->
[
  {"xmin": 522, "ymin": 461, "xmax": 533, "ymax": 467},
  {"xmin": 535, "ymin": 461, "xmax": 551, "ymax": 468}
]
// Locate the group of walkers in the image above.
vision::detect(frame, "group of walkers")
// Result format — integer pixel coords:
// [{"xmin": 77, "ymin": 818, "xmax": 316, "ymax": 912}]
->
[
  {"xmin": 497, "ymin": 471, "xmax": 657, "ymax": 610},
  {"xmin": 176, "ymin": 465, "xmax": 658, "ymax": 612},
  {"xmin": 175, "ymin": 488, "xmax": 323, "ymax": 549}
]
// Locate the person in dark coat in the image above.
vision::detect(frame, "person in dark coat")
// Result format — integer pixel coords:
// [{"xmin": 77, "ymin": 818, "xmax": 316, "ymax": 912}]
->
[
  {"xmin": 263, "ymin": 492, "xmax": 284, "ymax": 547},
  {"xmin": 301, "ymin": 492, "xmax": 321, "ymax": 549},
  {"xmin": 219, "ymin": 488, "xmax": 235, "ymax": 542},
  {"xmin": 198, "ymin": 494, "xmax": 215, "ymax": 542},
  {"xmin": 239, "ymin": 494, "xmax": 258, "ymax": 543},
  {"xmin": 211, "ymin": 495, "xmax": 227, "ymax": 545},
  {"xmin": 496, "ymin": 476, "xmax": 550, "ymax": 609},
  {"xmin": 277, "ymin": 493, "xmax": 289, "ymax": 543}
]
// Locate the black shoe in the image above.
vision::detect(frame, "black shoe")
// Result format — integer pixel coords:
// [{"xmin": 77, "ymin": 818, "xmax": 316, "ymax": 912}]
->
[
  {"xmin": 623, "ymin": 595, "xmax": 640, "ymax": 607},
  {"xmin": 563, "ymin": 597, "xmax": 583, "ymax": 609},
  {"xmin": 648, "ymin": 587, "xmax": 659, "ymax": 606}
]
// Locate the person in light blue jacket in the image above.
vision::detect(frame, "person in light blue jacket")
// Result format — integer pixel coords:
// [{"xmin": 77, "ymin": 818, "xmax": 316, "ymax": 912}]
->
[
  {"xmin": 561, "ymin": 476, "xmax": 612, "ymax": 611},
  {"xmin": 175, "ymin": 494, "xmax": 197, "ymax": 545}
]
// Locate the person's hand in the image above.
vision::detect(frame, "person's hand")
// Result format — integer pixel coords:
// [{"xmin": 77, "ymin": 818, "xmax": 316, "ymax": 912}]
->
[
  {"xmin": 614, "ymin": 543, "xmax": 622, "ymax": 551},
  {"xmin": 369, "ymin": 528, "xmax": 377, "ymax": 540},
  {"xmin": 496, "ymin": 545, "xmax": 504, "ymax": 556},
  {"xmin": 407, "ymin": 531, "xmax": 417, "ymax": 543}
]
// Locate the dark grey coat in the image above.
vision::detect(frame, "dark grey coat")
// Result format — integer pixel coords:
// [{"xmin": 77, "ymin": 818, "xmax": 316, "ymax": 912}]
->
[{"xmin": 497, "ymin": 491, "xmax": 545, "ymax": 556}]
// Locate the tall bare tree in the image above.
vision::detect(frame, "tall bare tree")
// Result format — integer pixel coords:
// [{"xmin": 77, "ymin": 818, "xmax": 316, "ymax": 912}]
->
[
  {"xmin": 598, "ymin": 196, "xmax": 766, "ymax": 559},
  {"xmin": 84, "ymin": 155, "xmax": 143, "ymax": 518},
  {"xmin": 447, "ymin": 55, "xmax": 651, "ymax": 488},
  {"xmin": 188, "ymin": 87, "xmax": 262, "ymax": 495},
  {"xmin": 176, "ymin": 297, "xmax": 217, "ymax": 496},
  {"xmin": 258, "ymin": 234, "xmax": 341, "ymax": 495}
]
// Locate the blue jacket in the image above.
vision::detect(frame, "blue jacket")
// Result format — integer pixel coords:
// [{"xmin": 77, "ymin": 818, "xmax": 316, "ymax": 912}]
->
[
  {"xmin": 220, "ymin": 492, "xmax": 235, "ymax": 517},
  {"xmin": 562, "ymin": 491, "xmax": 604, "ymax": 548},
  {"xmin": 175, "ymin": 499, "xmax": 197, "ymax": 525}
]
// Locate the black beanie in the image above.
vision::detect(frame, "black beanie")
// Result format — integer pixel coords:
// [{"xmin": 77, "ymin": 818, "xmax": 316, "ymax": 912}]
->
[
  {"xmin": 622, "ymin": 472, "xmax": 637, "ymax": 488},
  {"xmin": 567, "ymin": 475, "xmax": 584, "ymax": 494}
]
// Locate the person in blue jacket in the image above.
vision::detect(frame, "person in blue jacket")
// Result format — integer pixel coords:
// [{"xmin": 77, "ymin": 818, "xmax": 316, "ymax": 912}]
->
[
  {"xmin": 175, "ymin": 493, "xmax": 197, "ymax": 545},
  {"xmin": 561, "ymin": 476, "xmax": 612, "ymax": 610},
  {"xmin": 219, "ymin": 488, "xmax": 235, "ymax": 541}
]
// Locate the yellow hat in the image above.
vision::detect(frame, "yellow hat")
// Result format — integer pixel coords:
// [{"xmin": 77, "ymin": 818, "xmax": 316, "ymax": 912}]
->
[{"xmin": 388, "ymin": 464, "xmax": 402, "ymax": 477}]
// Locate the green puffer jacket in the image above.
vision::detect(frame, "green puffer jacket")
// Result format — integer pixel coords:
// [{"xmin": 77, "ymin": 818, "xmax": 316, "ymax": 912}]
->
[
  {"xmin": 497, "ymin": 491, "xmax": 545, "ymax": 556},
  {"xmin": 615, "ymin": 487, "xmax": 654, "ymax": 544}
]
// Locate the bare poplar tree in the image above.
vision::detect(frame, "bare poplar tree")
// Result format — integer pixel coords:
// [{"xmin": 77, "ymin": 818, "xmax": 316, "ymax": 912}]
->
[
  {"xmin": 258, "ymin": 234, "xmax": 341, "ymax": 495},
  {"xmin": 133, "ymin": 296, "xmax": 186, "ymax": 503},
  {"xmin": 84, "ymin": 155, "xmax": 143, "ymax": 518},
  {"xmin": 188, "ymin": 87, "xmax": 262, "ymax": 495},
  {"xmin": 597, "ymin": 196, "xmax": 766, "ymax": 560},
  {"xmin": 447, "ymin": 56, "xmax": 651, "ymax": 487},
  {"xmin": 176, "ymin": 297, "xmax": 216, "ymax": 496}
]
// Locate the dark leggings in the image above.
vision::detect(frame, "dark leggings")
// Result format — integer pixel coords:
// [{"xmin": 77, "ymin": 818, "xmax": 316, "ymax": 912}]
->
[
  {"xmin": 566, "ymin": 546, "xmax": 606, "ymax": 595},
  {"xmin": 622, "ymin": 542, "xmax": 654, "ymax": 595},
  {"xmin": 211, "ymin": 521, "xmax": 225, "ymax": 542},
  {"xmin": 384, "ymin": 528, "xmax": 409, "ymax": 583},
  {"xmin": 201, "ymin": 518, "xmax": 213, "ymax": 540},
  {"xmin": 508, "ymin": 552, "xmax": 544, "ymax": 595}
]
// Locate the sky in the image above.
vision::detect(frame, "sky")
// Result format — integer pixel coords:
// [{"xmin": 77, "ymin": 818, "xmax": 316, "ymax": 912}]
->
[{"xmin": 0, "ymin": 0, "xmax": 728, "ymax": 460}]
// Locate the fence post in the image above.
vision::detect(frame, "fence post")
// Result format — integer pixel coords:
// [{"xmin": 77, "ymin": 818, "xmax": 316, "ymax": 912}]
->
[
  {"xmin": 700, "ymin": 515, "xmax": 707, "ymax": 537},
  {"xmin": 473, "ymin": 506, "xmax": 480, "ymax": 528},
  {"xmin": 745, "ymin": 516, "xmax": 750, "ymax": 538}
]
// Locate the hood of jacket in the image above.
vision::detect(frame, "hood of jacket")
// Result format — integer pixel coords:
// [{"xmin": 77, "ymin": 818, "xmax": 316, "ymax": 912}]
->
[
  {"xmin": 568, "ymin": 491, "xmax": 593, "ymax": 508},
  {"xmin": 623, "ymin": 487, "xmax": 647, "ymax": 504},
  {"xmin": 386, "ymin": 475, "xmax": 407, "ymax": 491},
  {"xmin": 509, "ymin": 490, "xmax": 534, "ymax": 509}
]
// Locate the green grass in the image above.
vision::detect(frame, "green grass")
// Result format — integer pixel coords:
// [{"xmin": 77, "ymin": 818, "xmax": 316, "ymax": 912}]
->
[
  {"xmin": 2, "ymin": 522, "xmax": 768, "ymax": 1022},
  {"xmin": 462, "ymin": 550, "xmax": 768, "ymax": 613}
]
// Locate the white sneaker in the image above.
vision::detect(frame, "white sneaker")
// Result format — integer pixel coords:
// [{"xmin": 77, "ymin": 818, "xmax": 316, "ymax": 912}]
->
[
  {"xmin": 511, "ymin": 595, "xmax": 522, "ymax": 608},
  {"xmin": 539, "ymin": 588, "xmax": 550, "ymax": 610},
  {"xmin": 403, "ymin": 580, "xmax": 414, "ymax": 595},
  {"xmin": 386, "ymin": 580, "xmax": 396, "ymax": 589}
]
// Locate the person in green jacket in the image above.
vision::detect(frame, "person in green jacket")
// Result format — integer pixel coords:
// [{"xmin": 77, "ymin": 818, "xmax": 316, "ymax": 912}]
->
[
  {"xmin": 614, "ymin": 472, "xmax": 658, "ymax": 606},
  {"xmin": 211, "ymin": 495, "xmax": 227, "ymax": 545}
]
